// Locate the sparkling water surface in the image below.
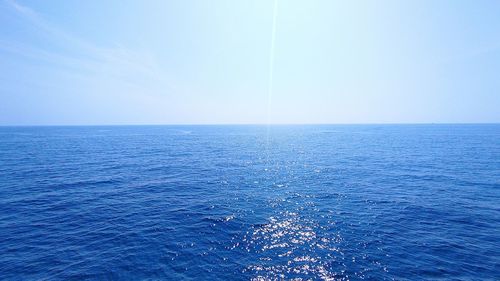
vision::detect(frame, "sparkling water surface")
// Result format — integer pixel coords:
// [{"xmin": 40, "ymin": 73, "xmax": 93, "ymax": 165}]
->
[{"xmin": 0, "ymin": 125, "xmax": 499, "ymax": 280}]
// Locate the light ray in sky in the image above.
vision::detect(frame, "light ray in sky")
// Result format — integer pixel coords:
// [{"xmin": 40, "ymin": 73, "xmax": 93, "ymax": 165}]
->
[{"xmin": 266, "ymin": 0, "xmax": 279, "ymax": 125}]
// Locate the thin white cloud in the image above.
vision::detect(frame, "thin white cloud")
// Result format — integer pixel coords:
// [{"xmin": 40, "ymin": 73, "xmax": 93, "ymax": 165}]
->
[{"xmin": 2, "ymin": 0, "xmax": 180, "ymax": 95}]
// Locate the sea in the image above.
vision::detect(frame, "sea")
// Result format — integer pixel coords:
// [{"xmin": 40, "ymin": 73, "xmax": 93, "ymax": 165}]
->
[{"xmin": 0, "ymin": 124, "xmax": 498, "ymax": 280}]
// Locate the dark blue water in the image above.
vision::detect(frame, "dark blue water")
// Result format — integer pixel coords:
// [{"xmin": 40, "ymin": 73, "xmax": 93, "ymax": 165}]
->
[{"xmin": 0, "ymin": 125, "xmax": 499, "ymax": 280}]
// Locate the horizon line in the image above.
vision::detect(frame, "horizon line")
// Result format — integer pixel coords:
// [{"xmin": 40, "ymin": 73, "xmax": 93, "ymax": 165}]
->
[{"xmin": 1, "ymin": 122, "xmax": 499, "ymax": 127}]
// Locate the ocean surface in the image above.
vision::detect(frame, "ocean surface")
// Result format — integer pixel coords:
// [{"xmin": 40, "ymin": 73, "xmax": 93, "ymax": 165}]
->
[{"xmin": 0, "ymin": 125, "xmax": 499, "ymax": 280}]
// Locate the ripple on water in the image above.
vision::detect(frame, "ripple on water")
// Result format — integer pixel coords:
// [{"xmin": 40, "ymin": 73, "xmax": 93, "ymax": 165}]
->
[
  {"xmin": 239, "ymin": 211, "xmax": 352, "ymax": 280},
  {"xmin": 0, "ymin": 125, "xmax": 498, "ymax": 280}
]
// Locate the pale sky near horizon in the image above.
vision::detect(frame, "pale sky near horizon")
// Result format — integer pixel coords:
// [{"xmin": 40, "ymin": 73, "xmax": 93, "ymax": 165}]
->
[{"xmin": 1, "ymin": 0, "xmax": 499, "ymax": 125}]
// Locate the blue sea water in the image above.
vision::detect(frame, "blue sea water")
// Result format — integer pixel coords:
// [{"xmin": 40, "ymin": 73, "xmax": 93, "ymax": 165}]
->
[{"xmin": 0, "ymin": 125, "xmax": 499, "ymax": 280}]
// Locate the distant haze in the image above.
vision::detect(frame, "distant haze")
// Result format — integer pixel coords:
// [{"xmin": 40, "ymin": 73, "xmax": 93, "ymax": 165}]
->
[{"xmin": 1, "ymin": 0, "xmax": 499, "ymax": 125}]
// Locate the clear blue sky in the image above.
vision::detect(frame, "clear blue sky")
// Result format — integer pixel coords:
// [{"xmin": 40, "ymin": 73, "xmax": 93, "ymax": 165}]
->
[{"xmin": 1, "ymin": 0, "xmax": 499, "ymax": 125}]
